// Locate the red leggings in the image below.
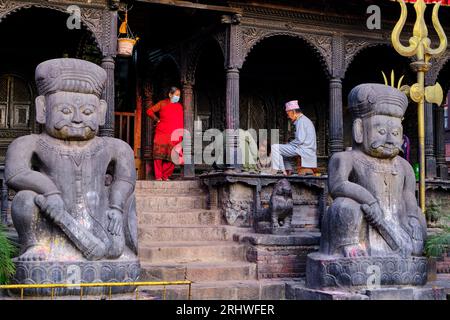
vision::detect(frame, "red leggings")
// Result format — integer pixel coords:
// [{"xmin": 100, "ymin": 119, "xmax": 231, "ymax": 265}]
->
[{"xmin": 154, "ymin": 159, "xmax": 175, "ymax": 180}]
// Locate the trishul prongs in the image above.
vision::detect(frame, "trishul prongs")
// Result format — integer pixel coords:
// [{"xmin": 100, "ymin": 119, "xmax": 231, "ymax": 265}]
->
[
  {"xmin": 390, "ymin": 0, "xmax": 448, "ymax": 213},
  {"xmin": 391, "ymin": 0, "xmax": 447, "ymax": 61}
]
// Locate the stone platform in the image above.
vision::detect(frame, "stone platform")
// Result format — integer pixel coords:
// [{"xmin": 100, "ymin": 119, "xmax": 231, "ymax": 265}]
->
[
  {"xmin": 9, "ymin": 258, "xmax": 140, "ymax": 296},
  {"xmin": 235, "ymin": 231, "xmax": 320, "ymax": 279},
  {"xmin": 287, "ymin": 280, "xmax": 446, "ymax": 300},
  {"xmin": 306, "ymin": 252, "xmax": 428, "ymax": 288}
]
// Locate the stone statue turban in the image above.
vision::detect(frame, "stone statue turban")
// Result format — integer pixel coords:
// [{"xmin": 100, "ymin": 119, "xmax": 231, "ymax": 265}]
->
[
  {"xmin": 35, "ymin": 58, "xmax": 106, "ymax": 98},
  {"xmin": 348, "ymin": 83, "xmax": 408, "ymax": 120}
]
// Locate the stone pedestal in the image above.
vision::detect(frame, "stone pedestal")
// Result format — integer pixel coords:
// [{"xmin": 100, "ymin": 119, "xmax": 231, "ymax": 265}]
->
[
  {"xmin": 306, "ymin": 252, "xmax": 428, "ymax": 289},
  {"xmin": 201, "ymin": 173, "xmax": 328, "ymax": 230},
  {"xmin": 287, "ymin": 283, "xmax": 446, "ymax": 300},
  {"xmin": 255, "ymin": 221, "xmax": 293, "ymax": 235},
  {"xmin": 236, "ymin": 232, "xmax": 320, "ymax": 279},
  {"xmin": 10, "ymin": 255, "xmax": 140, "ymax": 296}
]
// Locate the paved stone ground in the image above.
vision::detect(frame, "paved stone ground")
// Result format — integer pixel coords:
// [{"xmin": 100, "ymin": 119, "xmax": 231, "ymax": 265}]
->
[
  {"xmin": 427, "ymin": 274, "xmax": 450, "ymax": 298},
  {"xmin": 0, "ymin": 290, "xmax": 157, "ymax": 300}
]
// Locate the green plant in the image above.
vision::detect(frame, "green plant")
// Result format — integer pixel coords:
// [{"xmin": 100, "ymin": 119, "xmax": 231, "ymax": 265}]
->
[
  {"xmin": 425, "ymin": 226, "xmax": 450, "ymax": 257},
  {"xmin": 425, "ymin": 207, "xmax": 450, "ymax": 258},
  {"xmin": 0, "ymin": 224, "xmax": 16, "ymax": 284}
]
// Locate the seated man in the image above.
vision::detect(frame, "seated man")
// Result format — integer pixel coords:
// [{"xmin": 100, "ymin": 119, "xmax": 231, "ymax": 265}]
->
[{"xmin": 271, "ymin": 100, "xmax": 317, "ymax": 175}]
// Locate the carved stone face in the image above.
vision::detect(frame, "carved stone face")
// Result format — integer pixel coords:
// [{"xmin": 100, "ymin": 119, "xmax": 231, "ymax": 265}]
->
[
  {"xmin": 36, "ymin": 91, "xmax": 107, "ymax": 141},
  {"xmin": 357, "ymin": 115, "xmax": 403, "ymax": 159}
]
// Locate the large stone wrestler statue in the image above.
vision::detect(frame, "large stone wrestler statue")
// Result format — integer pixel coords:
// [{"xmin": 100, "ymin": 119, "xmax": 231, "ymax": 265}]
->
[
  {"xmin": 5, "ymin": 58, "xmax": 139, "ymax": 292},
  {"xmin": 307, "ymin": 83, "xmax": 428, "ymax": 288}
]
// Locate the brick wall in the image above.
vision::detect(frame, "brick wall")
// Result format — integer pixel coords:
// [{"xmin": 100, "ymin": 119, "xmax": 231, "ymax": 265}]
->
[
  {"xmin": 436, "ymin": 255, "xmax": 450, "ymax": 273},
  {"xmin": 246, "ymin": 244, "xmax": 319, "ymax": 279}
]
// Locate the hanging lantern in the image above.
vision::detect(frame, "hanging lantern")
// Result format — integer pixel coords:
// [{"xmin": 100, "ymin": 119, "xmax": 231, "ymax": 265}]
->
[{"xmin": 117, "ymin": 10, "xmax": 139, "ymax": 57}]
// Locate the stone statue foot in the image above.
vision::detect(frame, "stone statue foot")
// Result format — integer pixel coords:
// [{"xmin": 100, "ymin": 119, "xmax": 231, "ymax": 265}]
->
[
  {"xmin": 18, "ymin": 245, "xmax": 49, "ymax": 261},
  {"xmin": 342, "ymin": 244, "xmax": 367, "ymax": 258}
]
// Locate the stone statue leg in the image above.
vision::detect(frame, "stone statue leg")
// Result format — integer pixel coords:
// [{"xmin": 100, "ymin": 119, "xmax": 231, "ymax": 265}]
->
[
  {"xmin": 325, "ymin": 197, "xmax": 367, "ymax": 257},
  {"xmin": 11, "ymin": 190, "xmax": 50, "ymax": 261},
  {"xmin": 283, "ymin": 212, "xmax": 292, "ymax": 228}
]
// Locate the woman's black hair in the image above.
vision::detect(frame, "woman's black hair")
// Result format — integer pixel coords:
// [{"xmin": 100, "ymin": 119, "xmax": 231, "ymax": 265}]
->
[{"xmin": 167, "ymin": 86, "xmax": 180, "ymax": 96}]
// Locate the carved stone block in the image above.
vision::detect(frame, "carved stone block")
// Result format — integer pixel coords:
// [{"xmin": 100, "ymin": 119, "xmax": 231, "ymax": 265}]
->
[
  {"xmin": 306, "ymin": 252, "xmax": 428, "ymax": 289},
  {"xmin": 10, "ymin": 258, "xmax": 140, "ymax": 296}
]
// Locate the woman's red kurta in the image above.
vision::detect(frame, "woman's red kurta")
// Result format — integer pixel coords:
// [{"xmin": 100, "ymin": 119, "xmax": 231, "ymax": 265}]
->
[{"xmin": 146, "ymin": 98, "xmax": 184, "ymax": 162}]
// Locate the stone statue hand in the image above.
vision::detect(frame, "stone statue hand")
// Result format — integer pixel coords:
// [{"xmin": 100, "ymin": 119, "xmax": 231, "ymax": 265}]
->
[
  {"xmin": 35, "ymin": 193, "xmax": 65, "ymax": 223},
  {"xmin": 361, "ymin": 201, "xmax": 383, "ymax": 226},
  {"xmin": 107, "ymin": 208, "xmax": 123, "ymax": 236}
]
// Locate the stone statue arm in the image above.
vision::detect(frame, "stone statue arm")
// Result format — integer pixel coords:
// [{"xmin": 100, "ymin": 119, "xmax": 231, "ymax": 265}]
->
[
  {"xmin": 4, "ymin": 135, "xmax": 59, "ymax": 195},
  {"xmin": 328, "ymin": 152, "xmax": 377, "ymax": 205},
  {"xmin": 401, "ymin": 160, "xmax": 427, "ymax": 253},
  {"xmin": 109, "ymin": 139, "xmax": 136, "ymax": 211}
]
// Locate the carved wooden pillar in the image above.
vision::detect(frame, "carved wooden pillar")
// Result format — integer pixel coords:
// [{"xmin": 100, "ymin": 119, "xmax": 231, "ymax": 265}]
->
[
  {"xmin": 142, "ymin": 80, "xmax": 154, "ymax": 180},
  {"xmin": 99, "ymin": 10, "xmax": 118, "ymax": 137},
  {"xmin": 182, "ymin": 81, "xmax": 195, "ymax": 178},
  {"xmin": 223, "ymin": 15, "xmax": 242, "ymax": 171},
  {"xmin": 329, "ymin": 78, "xmax": 344, "ymax": 155},
  {"xmin": 225, "ymin": 67, "xmax": 241, "ymax": 170},
  {"xmin": 435, "ymin": 106, "xmax": 447, "ymax": 179},
  {"xmin": 425, "ymin": 101, "xmax": 437, "ymax": 178},
  {"xmin": 329, "ymin": 35, "xmax": 344, "ymax": 156},
  {"xmin": 100, "ymin": 56, "xmax": 115, "ymax": 137}
]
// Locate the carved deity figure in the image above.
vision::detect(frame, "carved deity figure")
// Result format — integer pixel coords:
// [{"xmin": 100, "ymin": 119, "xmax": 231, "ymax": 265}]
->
[
  {"xmin": 321, "ymin": 83, "xmax": 427, "ymax": 258},
  {"xmin": 5, "ymin": 58, "xmax": 138, "ymax": 264},
  {"xmin": 269, "ymin": 179, "xmax": 294, "ymax": 232}
]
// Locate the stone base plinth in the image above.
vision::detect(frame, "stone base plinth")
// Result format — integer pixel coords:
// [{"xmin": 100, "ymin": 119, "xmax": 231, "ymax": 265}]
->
[
  {"xmin": 236, "ymin": 232, "xmax": 320, "ymax": 279},
  {"xmin": 9, "ymin": 258, "xmax": 140, "ymax": 296},
  {"xmin": 287, "ymin": 282, "xmax": 446, "ymax": 300},
  {"xmin": 306, "ymin": 252, "xmax": 428, "ymax": 288},
  {"xmin": 255, "ymin": 221, "xmax": 294, "ymax": 235}
]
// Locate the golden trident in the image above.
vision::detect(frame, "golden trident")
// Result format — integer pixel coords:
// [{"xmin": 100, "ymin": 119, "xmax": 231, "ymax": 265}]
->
[{"xmin": 391, "ymin": 0, "xmax": 448, "ymax": 213}]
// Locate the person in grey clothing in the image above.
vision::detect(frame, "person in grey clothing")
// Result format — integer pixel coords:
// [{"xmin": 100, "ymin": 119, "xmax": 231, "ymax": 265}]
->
[{"xmin": 271, "ymin": 100, "xmax": 317, "ymax": 175}]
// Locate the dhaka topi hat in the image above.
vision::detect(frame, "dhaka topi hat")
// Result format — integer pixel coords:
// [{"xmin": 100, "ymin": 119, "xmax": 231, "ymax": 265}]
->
[{"xmin": 285, "ymin": 100, "xmax": 300, "ymax": 111}]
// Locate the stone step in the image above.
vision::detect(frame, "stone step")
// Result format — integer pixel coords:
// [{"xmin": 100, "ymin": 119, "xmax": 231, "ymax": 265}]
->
[
  {"xmin": 138, "ymin": 209, "xmax": 221, "ymax": 226},
  {"xmin": 135, "ymin": 189, "xmax": 203, "ymax": 196},
  {"xmin": 136, "ymin": 195, "xmax": 207, "ymax": 211},
  {"xmin": 140, "ymin": 262, "xmax": 257, "ymax": 282},
  {"xmin": 138, "ymin": 241, "xmax": 247, "ymax": 263},
  {"xmin": 137, "ymin": 279, "xmax": 287, "ymax": 300},
  {"xmin": 136, "ymin": 180, "xmax": 204, "ymax": 195},
  {"xmin": 139, "ymin": 225, "xmax": 231, "ymax": 242},
  {"xmin": 136, "ymin": 179, "xmax": 202, "ymax": 187}
]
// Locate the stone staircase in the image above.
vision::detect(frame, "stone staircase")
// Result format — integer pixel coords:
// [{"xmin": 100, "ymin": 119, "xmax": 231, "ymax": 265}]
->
[{"xmin": 136, "ymin": 180, "xmax": 286, "ymax": 299}]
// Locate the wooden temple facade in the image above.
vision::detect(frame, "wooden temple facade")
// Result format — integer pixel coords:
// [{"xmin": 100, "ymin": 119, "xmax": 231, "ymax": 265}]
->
[{"xmin": 1, "ymin": 0, "xmax": 450, "ymax": 181}]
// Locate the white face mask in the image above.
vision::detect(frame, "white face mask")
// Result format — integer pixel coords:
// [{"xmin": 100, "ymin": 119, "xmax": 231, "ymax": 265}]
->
[{"xmin": 171, "ymin": 95, "xmax": 180, "ymax": 103}]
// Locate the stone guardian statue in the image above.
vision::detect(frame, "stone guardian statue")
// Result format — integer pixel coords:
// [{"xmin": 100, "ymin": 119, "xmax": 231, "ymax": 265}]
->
[
  {"xmin": 307, "ymin": 83, "xmax": 428, "ymax": 288},
  {"xmin": 5, "ymin": 58, "xmax": 139, "ymax": 294}
]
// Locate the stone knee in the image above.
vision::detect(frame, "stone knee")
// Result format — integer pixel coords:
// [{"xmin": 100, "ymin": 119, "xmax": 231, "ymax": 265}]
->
[
  {"xmin": 11, "ymin": 190, "xmax": 40, "ymax": 248},
  {"xmin": 326, "ymin": 197, "xmax": 364, "ymax": 254}
]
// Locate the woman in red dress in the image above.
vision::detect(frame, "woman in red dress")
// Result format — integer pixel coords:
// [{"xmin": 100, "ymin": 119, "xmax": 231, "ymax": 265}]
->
[{"xmin": 146, "ymin": 87, "xmax": 184, "ymax": 181}]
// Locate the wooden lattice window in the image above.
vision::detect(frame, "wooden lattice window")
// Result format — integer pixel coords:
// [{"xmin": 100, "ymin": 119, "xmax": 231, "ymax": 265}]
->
[{"xmin": 0, "ymin": 74, "xmax": 32, "ymax": 129}]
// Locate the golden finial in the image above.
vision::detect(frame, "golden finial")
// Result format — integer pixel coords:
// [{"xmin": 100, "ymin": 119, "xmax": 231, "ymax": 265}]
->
[{"xmin": 381, "ymin": 70, "xmax": 405, "ymax": 89}]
